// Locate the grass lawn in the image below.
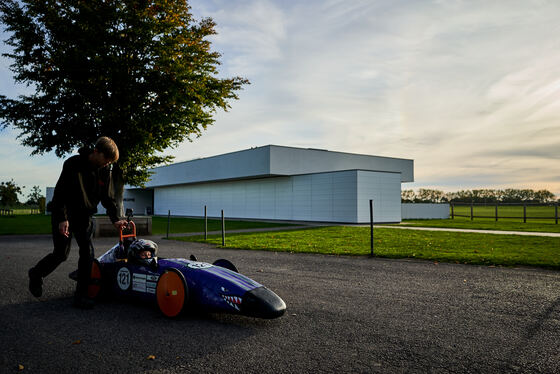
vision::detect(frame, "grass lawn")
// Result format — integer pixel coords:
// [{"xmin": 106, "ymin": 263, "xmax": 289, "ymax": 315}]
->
[
  {"xmin": 173, "ymin": 226, "xmax": 560, "ymax": 269},
  {"xmin": 449, "ymin": 204, "xmax": 555, "ymax": 221},
  {"xmin": 0, "ymin": 215, "xmax": 296, "ymax": 235},
  {"xmin": 5, "ymin": 214, "xmax": 560, "ymax": 269},
  {"xmin": 0, "ymin": 214, "xmax": 51, "ymax": 235},
  {"xmin": 1, "ymin": 208, "xmax": 42, "ymax": 214},
  {"xmin": 450, "ymin": 204, "xmax": 558, "ymax": 220},
  {"xmin": 152, "ymin": 216, "xmax": 296, "ymax": 235},
  {"xmin": 398, "ymin": 217, "xmax": 560, "ymax": 233}
]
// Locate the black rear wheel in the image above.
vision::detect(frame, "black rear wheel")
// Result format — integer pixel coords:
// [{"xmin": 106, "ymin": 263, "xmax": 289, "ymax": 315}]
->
[{"xmin": 213, "ymin": 259, "xmax": 238, "ymax": 273}]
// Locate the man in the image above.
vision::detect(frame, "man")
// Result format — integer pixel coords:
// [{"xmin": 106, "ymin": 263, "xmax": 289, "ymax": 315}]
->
[{"xmin": 28, "ymin": 136, "xmax": 127, "ymax": 309}]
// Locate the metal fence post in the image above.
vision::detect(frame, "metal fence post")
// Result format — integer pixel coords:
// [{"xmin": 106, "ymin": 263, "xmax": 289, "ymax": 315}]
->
[
  {"xmin": 470, "ymin": 203, "xmax": 473, "ymax": 221},
  {"xmin": 166, "ymin": 210, "xmax": 171, "ymax": 239},
  {"xmin": 495, "ymin": 202, "xmax": 498, "ymax": 222},
  {"xmin": 523, "ymin": 203, "xmax": 526, "ymax": 223},
  {"xmin": 370, "ymin": 199, "xmax": 374, "ymax": 257},
  {"xmin": 221, "ymin": 209, "xmax": 225, "ymax": 247},
  {"xmin": 555, "ymin": 202, "xmax": 558, "ymax": 225},
  {"xmin": 451, "ymin": 203, "xmax": 454, "ymax": 219},
  {"xmin": 204, "ymin": 205, "xmax": 207, "ymax": 240}
]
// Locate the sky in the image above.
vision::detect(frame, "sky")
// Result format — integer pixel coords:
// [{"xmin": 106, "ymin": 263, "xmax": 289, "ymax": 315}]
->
[{"xmin": 1, "ymin": 0, "xmax": 560, "ymax": 198}]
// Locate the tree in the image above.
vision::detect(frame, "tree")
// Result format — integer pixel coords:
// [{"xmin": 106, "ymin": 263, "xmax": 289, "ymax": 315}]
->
[
  {"xmin": 444, "ymin": 188, "xmax": 557, "ymax": 203},
  {"xmin": 0, "ymin": 0, "xmax": 248, "ymax": 213},
  {"xmin": 416, "ymin": 188, "xmax": 447, "ymax": 203},
  {"xmin": 534, "ymin": 189, "xmax": 556, "ymax": 203},
  {"xmin": 0, "ymin": 179, "xmax": 23, "ymax": 206},
  {"xmin": 26, "ymin": 185, "xmax": 43, "ymax": 205},
  {"xmin": 401, "ymin": 189, "xmax": 415, "ymax": 203}
]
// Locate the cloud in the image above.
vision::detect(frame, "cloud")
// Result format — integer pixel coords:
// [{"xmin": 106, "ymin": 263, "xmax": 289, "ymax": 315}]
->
[
  {"xmin": 192, "ymin": 0, "xmax": 287, "ymax": 77},
  {"xmin": 171, "ymin": 0, "xmax": 560, "ymax": 197},
  {"xmin": 2, "ymin": 0, "xmax": 560, "ymax": 196}
]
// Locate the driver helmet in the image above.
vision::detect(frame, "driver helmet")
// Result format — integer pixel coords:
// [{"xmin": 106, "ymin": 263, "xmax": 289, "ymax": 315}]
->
[{"xmin": 127, "ymin": 239, "xmax": 158, "ymax": 266}]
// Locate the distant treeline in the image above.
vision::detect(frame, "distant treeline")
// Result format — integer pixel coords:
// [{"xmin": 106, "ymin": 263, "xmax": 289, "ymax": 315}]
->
[{"xmin": 402, "ymin": 188, "xmax": 557, "ymax": 204}]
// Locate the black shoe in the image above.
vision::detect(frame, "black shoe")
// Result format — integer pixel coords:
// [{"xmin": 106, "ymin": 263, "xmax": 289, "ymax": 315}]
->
[
  {"xmin": 73, "ymin": 295, "xmax": 95, "ymax": 309},
  {"xmin": 28, "ymin": 268, "xmax": 43, "ymax": 298}
]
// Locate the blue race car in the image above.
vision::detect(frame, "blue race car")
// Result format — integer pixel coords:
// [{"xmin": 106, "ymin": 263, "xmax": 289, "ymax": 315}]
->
[{"xmin": 71, "ymin": 217, "xmax": 286, "ymax": 319}]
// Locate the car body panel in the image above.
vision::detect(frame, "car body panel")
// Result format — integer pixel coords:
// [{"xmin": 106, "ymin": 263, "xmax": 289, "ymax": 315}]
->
[{"xmin": 95, "ymin": 251, "xmax": 285, "ymax": 318}]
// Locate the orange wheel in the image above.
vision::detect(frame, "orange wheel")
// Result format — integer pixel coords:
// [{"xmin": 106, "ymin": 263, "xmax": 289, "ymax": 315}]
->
[
  {"xmin": 87, "ymin": 260, "xmax": 102, "ymax": 299},
  {"xmin": 156, "ymin": 269, "xmax": 187, "ymax": 317}
]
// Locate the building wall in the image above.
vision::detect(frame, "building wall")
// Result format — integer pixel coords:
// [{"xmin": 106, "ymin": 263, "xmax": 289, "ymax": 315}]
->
[
  {"xmin": 356, "ymin": 171, "xmax": 402, "ymax": 223},
  {"xmin": 146, "ymin": 145, "xmax": 414, "ymax": 188},
  {"xmin": 154, "ymin": 171, "xmax": 358, "ymax": 222},
  {"xmin": 46, "ymin": 187, "xmax": 153, "ymax": 217},
  {"xmin": 153, "ymin": 170, "xmax": 402, "ymax": 223},
  {"xmin": 147, "ymin": 146, "xmax": 271, "ymax": 187},
  {"xmin": 45, "ymin": 146, "xmax": 412, "ymax": 223},
  {"xmin": 123, "ymin": 189, "xmax": 154, "ymax": 216},
  {"xmin": 269, "ymin": 146, "xmax": 414, "ymax": 182},
  {"xmin": 45, "ymin": 187, "xmax": 54, "ymax": 213}
]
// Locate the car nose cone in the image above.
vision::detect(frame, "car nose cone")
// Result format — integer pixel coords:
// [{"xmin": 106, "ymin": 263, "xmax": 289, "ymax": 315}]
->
[{"xmin": 242, "ymin": 287, "xmax": 286, "ymax": 319}]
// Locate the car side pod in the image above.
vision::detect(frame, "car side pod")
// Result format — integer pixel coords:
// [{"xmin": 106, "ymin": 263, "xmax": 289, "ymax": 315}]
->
[{"xmin": 241, "ymin": 287, "xmax": 286, "ymax": 319}]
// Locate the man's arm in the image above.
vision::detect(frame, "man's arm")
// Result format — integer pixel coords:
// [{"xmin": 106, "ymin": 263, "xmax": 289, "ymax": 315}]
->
[
  {"xmin": 51, "ymin": 160, "xmax": 72, "ymax": 227},
  {"xmin": 101, "ymin": 197, "xmax": 127, "ymax": 230},
  {"xmin": 99, "ymin": 167, "xmax": 127, "ymax": 230}
]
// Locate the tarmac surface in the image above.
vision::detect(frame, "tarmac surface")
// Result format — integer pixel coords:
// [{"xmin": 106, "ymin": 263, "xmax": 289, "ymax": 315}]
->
[{"xmin": 2, "ymin": 233, "xmax": 560, "ymax": 373}]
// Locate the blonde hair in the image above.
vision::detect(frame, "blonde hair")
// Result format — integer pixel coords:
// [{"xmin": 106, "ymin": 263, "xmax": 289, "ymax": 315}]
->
[{"xmin": 95, "ymin": 136, "xmax": 119, "ymax": 162}]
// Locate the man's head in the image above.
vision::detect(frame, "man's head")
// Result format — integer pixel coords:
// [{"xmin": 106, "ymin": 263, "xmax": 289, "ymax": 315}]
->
[{"xmin": 90, "ymin": 136, "xmax": 119, "ymax": 168}]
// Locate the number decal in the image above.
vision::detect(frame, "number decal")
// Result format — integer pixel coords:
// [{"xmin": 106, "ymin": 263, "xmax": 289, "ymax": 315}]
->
[{"xmin": 117, "ymin": 267, "xmax": 131, "ymax": 290}]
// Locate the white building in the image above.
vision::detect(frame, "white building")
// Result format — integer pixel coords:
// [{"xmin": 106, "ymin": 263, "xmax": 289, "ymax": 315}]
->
[
  {"xmin": 47, "ymin": 145, "xmax": 414, "ymax": 223},
  {"xmin": 126, "ymin": 145, "xmax": 413, "ymax": 223}
]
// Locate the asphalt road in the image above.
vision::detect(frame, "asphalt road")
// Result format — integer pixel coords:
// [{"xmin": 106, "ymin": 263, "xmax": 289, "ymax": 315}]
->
[{"xmin": 2, "ymin": 234, "xmax": 560, "ymax": 373}]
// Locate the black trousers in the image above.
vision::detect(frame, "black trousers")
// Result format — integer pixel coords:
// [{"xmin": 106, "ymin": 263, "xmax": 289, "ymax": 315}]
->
[{"xmin": 32, "ymin": 215, "xmax": 95, "ymax": 297}]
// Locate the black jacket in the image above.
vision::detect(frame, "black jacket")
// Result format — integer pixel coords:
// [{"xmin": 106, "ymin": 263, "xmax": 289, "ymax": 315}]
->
[{"xmin": 51, "ymin": 147, "xmax": 120, "ymax": 225}]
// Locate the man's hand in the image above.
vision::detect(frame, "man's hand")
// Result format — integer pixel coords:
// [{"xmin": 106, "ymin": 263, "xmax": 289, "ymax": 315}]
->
[
  {"xmin": 113, "ymin": 220, "xmax": 128, "ymax": 230},
  {"xmin": 59, "ymin": 221, "xmax": 70, "ymax": 237}
]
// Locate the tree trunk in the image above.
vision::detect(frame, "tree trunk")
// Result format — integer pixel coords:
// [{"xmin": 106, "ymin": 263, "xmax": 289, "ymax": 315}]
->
[{"xmin": 111, "ymin": 163, "xmax": 125, "ymax": 218}]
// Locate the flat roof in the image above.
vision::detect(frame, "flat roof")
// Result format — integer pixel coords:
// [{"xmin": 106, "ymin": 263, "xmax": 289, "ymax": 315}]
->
[{"xmin": 144, "ymin": 145, "xmax": 414, "ymax": 188}]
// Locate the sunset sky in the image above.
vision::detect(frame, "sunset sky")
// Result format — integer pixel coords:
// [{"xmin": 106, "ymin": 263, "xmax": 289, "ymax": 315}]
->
[{"xmin": 1, "ymin": 0, "xmax": 559, "ymax": 197}]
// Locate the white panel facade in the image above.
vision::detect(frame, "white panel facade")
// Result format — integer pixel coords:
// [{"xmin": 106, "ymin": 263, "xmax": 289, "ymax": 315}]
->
[
  {"xmin": 48, "ymin": 145, "xmax": 413, "ymax": 223},
  {"xmin": 48, "ymin": 188, "xmax": 153, "ymax": 217},
  {"xmin": 356, "ymin": 171, "xmax": 402, "ymax": 223},
  {"xmin": 46, "ymin": 187, "xmax": 54, "ymax": 208},
  {"xmin": 332, "ymin": 172, "xmax": 359, "ymax": 222},
  {"xmin": 147, "ymin": 146, "xmax": 271, "ymax": 187},
  {"xmin": 147, "ymin": 145, "xmax": 413, "ymax": 188},
  {"xmin": 123, "ymin": 189, "xmax": 153, "ymax": 215},
  {"xmin": 269, "ymin": 146, "xmax": 414, "ymax": 182},
  {"xmin": 154, "ymin": 170, "xmax": 362, "ymax": 222},
  {"xmin": 292, "ymin": 174, "xmax": 312, "ymax": 221}
]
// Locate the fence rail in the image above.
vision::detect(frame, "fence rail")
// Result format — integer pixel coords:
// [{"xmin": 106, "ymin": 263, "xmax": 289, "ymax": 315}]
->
[
  {"xmin": 450, "ymin": 202, "xmax": 559, "ymax": 224},
  {"xmin": 0, "ymin": 208, "xmax": 42, "ymax": 215},
  {"xmin": 0, "ymin": 209, "xmax": 14, "ymax": 216}
]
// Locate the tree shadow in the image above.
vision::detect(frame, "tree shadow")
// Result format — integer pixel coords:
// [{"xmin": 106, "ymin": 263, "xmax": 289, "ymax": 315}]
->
[
  {"xmin": 0, "ymin": 295, "xmax": 276, "ymax": 373},
  {"xmin": 505, "ymin": 295, "xmax": 560, "ymax": 371}
]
